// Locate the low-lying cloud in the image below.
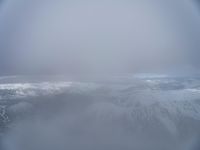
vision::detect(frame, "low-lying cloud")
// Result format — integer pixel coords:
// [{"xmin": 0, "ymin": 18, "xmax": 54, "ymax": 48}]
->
[{"xmin": 0, "ymin": 0, "xmax": 200, "ymax": 74}]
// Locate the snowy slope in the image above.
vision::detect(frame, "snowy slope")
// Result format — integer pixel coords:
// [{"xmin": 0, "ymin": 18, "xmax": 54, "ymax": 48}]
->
[{"xmin": 1, "ymin": 75, "xmax": 200, "ymax": 150}]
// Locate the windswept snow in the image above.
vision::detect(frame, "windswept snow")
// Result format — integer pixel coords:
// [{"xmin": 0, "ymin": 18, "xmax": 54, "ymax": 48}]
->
[
  {"xmin": 0, "ymin": 82, "xmax": 72, "ymax": 99},
  {"xmin": 1, "ymin": 75, "xmax": 200, "ymax": 150}
]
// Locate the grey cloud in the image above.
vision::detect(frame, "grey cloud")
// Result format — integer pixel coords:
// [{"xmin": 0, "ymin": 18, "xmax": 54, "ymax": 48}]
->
[{"xmin": 0, "ymin": 0, "xmax": 200, "ymax": 75}]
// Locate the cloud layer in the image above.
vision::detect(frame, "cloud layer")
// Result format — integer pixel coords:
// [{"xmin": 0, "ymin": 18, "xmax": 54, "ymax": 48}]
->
[{"xmin": 0, "ymin": 0, "xmax": 200, "ymax": 74}]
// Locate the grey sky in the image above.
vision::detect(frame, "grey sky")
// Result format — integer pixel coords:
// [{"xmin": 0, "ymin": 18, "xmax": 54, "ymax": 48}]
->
[{"xmin": 0, "ymin": 0, "xmax": 200, "ymax": 75}]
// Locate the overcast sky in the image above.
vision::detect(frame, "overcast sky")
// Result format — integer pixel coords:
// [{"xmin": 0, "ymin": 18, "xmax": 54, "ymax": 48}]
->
[{"xmin": 0, "ymin": 0, "xmax": 200, "ymax": 75}]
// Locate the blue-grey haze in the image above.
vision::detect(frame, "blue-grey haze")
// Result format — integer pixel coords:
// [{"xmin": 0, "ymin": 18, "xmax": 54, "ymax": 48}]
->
[{"xmin": 0, "ymin": 0, "xmax": 200, "ymax": 75}]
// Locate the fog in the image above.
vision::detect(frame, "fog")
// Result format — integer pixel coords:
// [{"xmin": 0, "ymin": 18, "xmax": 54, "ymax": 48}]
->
[
  {"xmin": 1, "ymin": 75, "xmax": 200, "ymax": 150},
  {"xmin": 1, "ymin": 1, "xmax": 200, "ymax": 150},
  {"xmin": 1, "ymin": 78, "xmax": 200, "ymax": 150},
  {"xmin": 0, "ymin": 0, "xmax": 200, "ymax": 74}
]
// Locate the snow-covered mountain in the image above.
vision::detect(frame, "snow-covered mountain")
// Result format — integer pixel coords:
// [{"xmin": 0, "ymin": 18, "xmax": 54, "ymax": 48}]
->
[{"xmin": 1, "ymin": 75, "xmax": 200, "ymax": 150}]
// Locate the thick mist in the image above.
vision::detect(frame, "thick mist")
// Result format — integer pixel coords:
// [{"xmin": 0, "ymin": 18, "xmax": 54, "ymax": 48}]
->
[
  {"xmin": 0, "ymin": 0, "xmax": 200, "ymax": 74},
  {"xmin": 1, "ymin": 1, "xmax": 200, "ymax": 150},
  {"xmin": 1, "ymin": 77, "xmax": 200, "ymax": 150}
]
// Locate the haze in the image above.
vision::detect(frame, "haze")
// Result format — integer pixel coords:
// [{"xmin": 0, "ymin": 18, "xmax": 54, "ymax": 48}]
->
[{"xmin": 0, "ymin": 0, "xmax": 200, "ymax": 75}]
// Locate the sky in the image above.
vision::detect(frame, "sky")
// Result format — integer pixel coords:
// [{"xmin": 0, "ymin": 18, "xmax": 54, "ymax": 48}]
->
[{"xmin": 0, "ymin": 0, "xmax": 200, "ymax": 75}]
